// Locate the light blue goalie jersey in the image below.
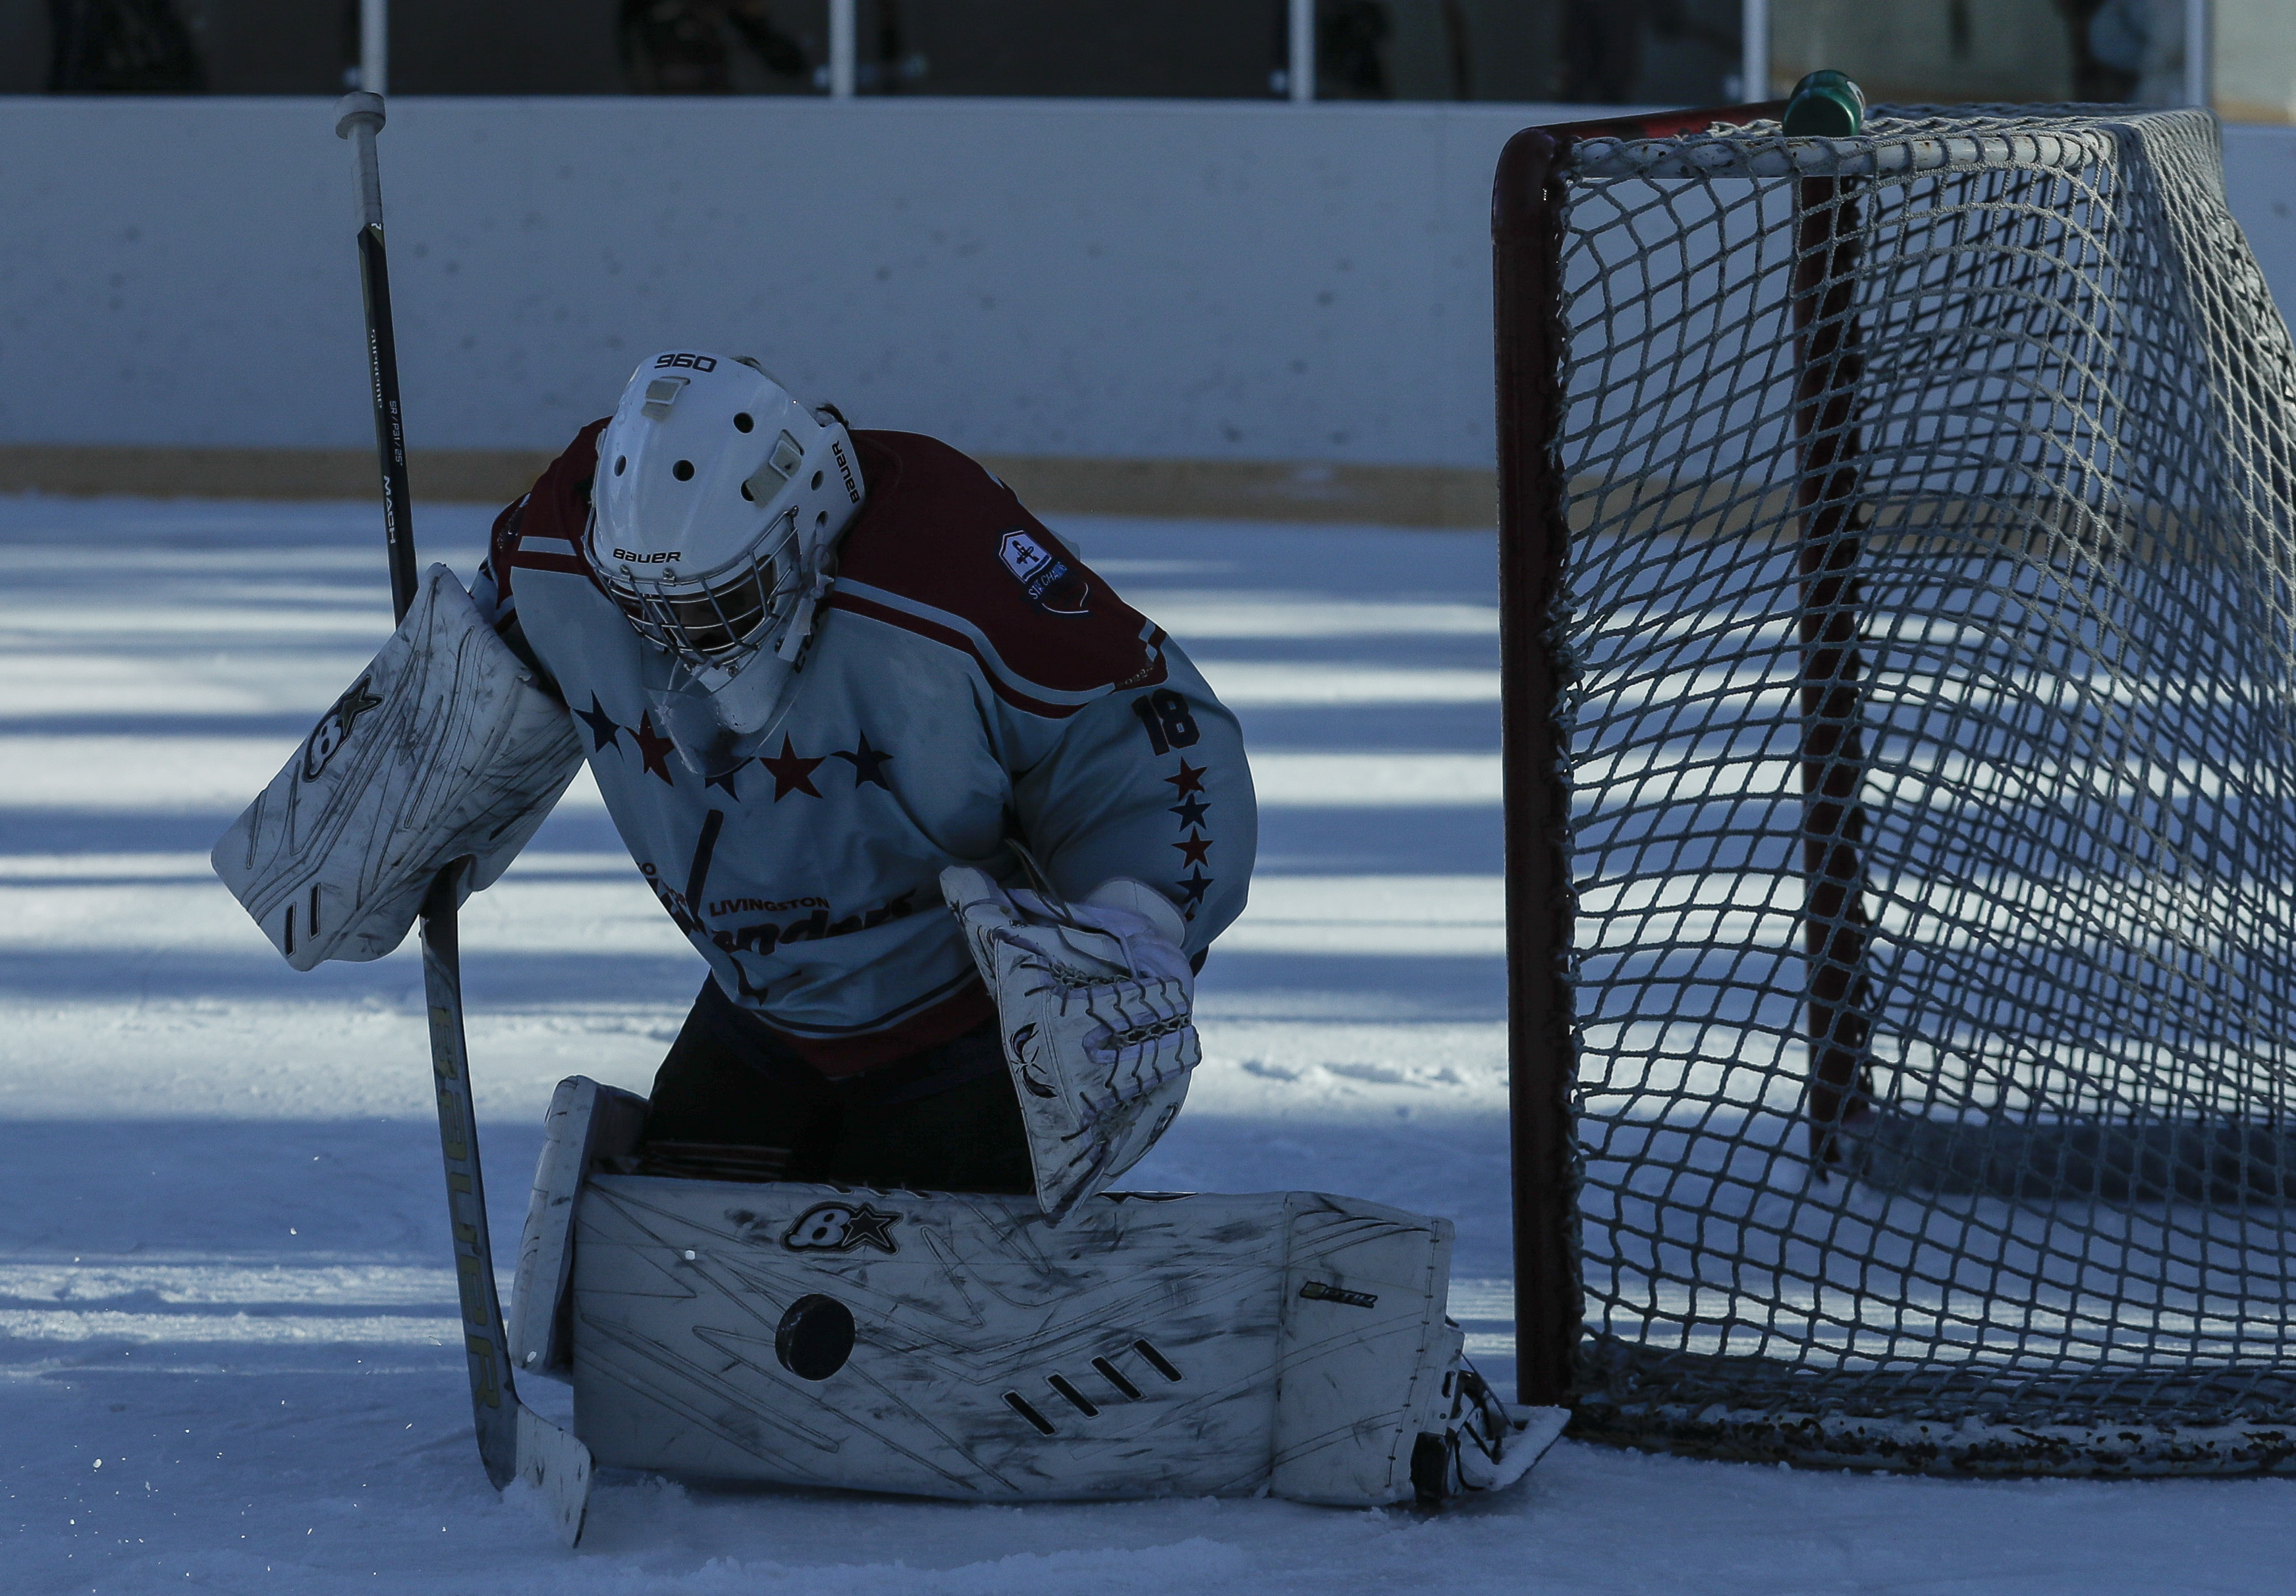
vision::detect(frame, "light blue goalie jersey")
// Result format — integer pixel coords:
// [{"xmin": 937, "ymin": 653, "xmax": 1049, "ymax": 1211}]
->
[{"xmin": 472, "ymin": 422, "xmax": 1256, "ymax": 1075}]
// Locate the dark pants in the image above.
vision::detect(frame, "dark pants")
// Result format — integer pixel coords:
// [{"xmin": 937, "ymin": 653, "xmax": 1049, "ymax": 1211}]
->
[{"xmin": 643, "ymin": 979, "xmax": 1034, "ymax": 1195}]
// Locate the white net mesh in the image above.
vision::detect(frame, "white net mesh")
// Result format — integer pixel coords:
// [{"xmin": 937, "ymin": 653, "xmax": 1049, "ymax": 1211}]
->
[{"xmin": 1550, "ymin": 107, "xmax": 2296, "ymax": 1472}]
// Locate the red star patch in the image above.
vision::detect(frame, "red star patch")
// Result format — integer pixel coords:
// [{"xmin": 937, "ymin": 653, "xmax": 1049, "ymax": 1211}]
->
[
  {"xmin": 632, "ymin": 712, "xmax": 676, "ymax": 784},
  {"xmin": 1162, "ymin": 761, "xmax": 1207, "ymax": 798},
  {"xmin": 759, "ymin": 734, "xmax": 825, "ymax": 801},
  {"xmin": 1172, "ymin": 830, "xmax": 1213, "ymax": 867}
]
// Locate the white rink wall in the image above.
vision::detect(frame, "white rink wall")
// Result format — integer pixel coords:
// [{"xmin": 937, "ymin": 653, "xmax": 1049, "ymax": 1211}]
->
[
  {"xmin": 0, "ymin": 97, "xmax": 1543, "ymax": 467},
  {"xmin": 7, "ymin": 96, "xmax": 2295, "ymax": 470}
]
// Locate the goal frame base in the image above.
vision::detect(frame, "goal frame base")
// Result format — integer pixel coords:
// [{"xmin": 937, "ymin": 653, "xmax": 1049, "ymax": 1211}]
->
[
  {"xmin": 1836, "ymin": 1109, "xmax": 2296, "ymax": 1204},
  {"xmin": 1574, "ymin": 1396, "xmax": 2296, "ymax": 1477}
]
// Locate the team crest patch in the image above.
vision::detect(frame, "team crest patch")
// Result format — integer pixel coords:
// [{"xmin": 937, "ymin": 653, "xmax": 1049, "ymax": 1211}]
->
[
  {"xmin": 302, "ymin": 674, "xmax": 383, "ymax": 781},
  {"xmin": 782, "ymin": 1201, "xmax": 901, "ymax": 1255},
  {"xmin": 996, "ymin": 528, "xmax": 1091, "ymax": 615}
]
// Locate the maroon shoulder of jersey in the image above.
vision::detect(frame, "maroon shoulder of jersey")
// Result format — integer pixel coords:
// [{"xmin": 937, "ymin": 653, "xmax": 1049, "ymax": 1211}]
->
[
  {"xmin": 826, "ymin": 431, "xmax": 1170, "ymax": 717},
  {"xmin": 489, "ymin": 418, "xmax": 609, "ymax": 602}
]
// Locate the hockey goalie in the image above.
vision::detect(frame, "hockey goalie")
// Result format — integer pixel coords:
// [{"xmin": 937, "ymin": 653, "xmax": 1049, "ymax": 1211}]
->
[{"xmin": 214, "ymin": 351, "xmax": 1556, "ymax": 1506}]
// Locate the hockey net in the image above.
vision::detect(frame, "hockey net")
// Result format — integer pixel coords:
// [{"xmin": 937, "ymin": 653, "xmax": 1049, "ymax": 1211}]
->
[{"xmin": 1494, "ymin": 105, "xmax": 2296, "ymax": 1473}]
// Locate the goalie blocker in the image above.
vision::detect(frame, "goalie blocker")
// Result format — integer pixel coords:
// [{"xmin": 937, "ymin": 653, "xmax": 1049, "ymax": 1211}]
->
[
  {"xmin": 514, "ymin": 1077, "xmax": 1564, "ymax": 1506},
  {"xmin": 211, "ymin": 563, "xmax": 584, "ymax": 968}
]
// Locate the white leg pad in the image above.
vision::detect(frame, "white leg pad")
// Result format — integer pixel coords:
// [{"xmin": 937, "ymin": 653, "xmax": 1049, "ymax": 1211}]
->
[
  {"xmin": 509, "ymin": 1076, "xmax": 649, "ymax": 1382},
  {"xmin": 566, "ymin": 1178, "xmax": 1457, "ymax": 1504},
  {"xmin": 1273, "ymin": 1199, "xmax": 1459, "ymax": 1503}
]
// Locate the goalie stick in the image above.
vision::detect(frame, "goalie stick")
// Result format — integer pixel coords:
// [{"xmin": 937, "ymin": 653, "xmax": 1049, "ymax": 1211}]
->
[{"xmin": 333, "ymin": 91, "xmax": 593, "ymax": 1548}]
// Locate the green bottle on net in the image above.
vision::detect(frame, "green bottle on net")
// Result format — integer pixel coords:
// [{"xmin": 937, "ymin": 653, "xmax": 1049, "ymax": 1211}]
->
[{"xmin": 1784, "ymin": 69, "xmax": 1866, "ymax": 136}]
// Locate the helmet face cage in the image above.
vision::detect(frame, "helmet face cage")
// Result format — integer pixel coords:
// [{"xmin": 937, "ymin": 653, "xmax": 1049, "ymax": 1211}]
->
[
  {"xmin": 601, "ymin": 507, "xmax": 802, "ymax": 673},
  {"xmin": 586, "ymin": 350, "xmax": 865, "ymax": 688}
]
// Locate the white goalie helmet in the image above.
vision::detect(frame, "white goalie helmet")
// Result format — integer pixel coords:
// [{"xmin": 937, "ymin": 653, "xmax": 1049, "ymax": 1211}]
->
[{"xmin": 586, "ymin": 351, "xmax": 866, "ymax": 750}]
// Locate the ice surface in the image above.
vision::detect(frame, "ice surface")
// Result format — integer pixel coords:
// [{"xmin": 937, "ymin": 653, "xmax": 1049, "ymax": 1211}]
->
[{"xmin": 1, "ymin": 496, "xmax": 2287, "ymax": 1592}]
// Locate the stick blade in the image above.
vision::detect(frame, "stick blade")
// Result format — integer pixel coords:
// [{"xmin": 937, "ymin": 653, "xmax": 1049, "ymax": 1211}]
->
[
  {"xmin": 515, "ymin": 1406, "xmax": 594, "ymax": 1548},
  {"xmin": 1487, "ymin": 1404, "xmax": 1570, "ymax": 1493}
]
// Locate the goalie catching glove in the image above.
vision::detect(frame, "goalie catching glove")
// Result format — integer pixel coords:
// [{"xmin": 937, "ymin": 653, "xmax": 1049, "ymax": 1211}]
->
[{"xmin": 941, "ymin": 866, "xmax": 1198, "ymax": 1223}]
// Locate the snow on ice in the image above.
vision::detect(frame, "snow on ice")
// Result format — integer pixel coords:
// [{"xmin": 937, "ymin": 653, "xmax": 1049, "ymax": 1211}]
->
[{"xmin": 0, "ymin": 496, "xmax": 2287, "ymax": 1592}]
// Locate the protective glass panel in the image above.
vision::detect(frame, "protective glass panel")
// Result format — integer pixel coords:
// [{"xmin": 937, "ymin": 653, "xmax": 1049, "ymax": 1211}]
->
[
  {"xmin": 851, "ymin": 1, "xmax": 1287, "ymax": 99},
  {"xmin": 1313, "ymin": 1, "xmax": 1742, "ymax": 105},
  {"xmin": 1766, "ymin": 0, "xmax": 2193, "ymax": 106}
]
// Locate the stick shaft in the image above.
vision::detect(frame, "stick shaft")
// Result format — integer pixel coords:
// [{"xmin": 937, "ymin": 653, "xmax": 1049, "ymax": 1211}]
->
[
  {"xmin": 339, "ymin": 98, "xmax": 416, "ymax": 619},
  {"xmin": 422, "ymin": 866, "xmax": 520, "ymax": 1487},
  {"xmin": 333, "ymin": 91, "xmax": 521, "ymax": 1491},
  {"xmin": 355, "ymin": 225, "xmax": 419, "ymax": 621}
]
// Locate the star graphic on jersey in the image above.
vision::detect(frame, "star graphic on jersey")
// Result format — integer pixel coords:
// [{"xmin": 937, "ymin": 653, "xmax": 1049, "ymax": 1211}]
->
[
  {"xmin": 1172, "ymin": 829, "xmax": 1213, "ymax": 867},
  {"xmin": 1175, "ymin": 869, "xmax": 1213, "ymax": 912},
  {"xmin": 1168, "ymin": 794, "xmax": 1211, "ymax": 830},
  {"xmin": 760, "ymin": 734, "xmax": 825, "ymax": 801},
  {"xmin": 831, "ymin": 729, "xmax": 894, "ymax": 790},
  {"xmin": 704, "ymin": 761, "xmax": 748, "ymax": 799},
  {"xmin": 632, "ymin": 712, "xmax": 676, "ymax": 784},
  {"xmin": 1162, "ymin": 760, "xmax": 1207, "ymax": 798},
  {"xmin": 576, "ymin": 693, "xmax": 622, "ymax": 752}
]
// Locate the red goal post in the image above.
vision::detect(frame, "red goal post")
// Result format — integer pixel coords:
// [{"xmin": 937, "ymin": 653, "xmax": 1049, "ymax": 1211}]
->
[{"xmin": 1493, "ymin": 98, "xmax": 1791, "ymax": 1413}]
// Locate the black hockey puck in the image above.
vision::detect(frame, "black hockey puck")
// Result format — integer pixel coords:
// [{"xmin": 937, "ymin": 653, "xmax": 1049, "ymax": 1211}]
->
[{"xmin": 775, "ymin": 1294, "xmax": 856, "ymax": 1381}]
